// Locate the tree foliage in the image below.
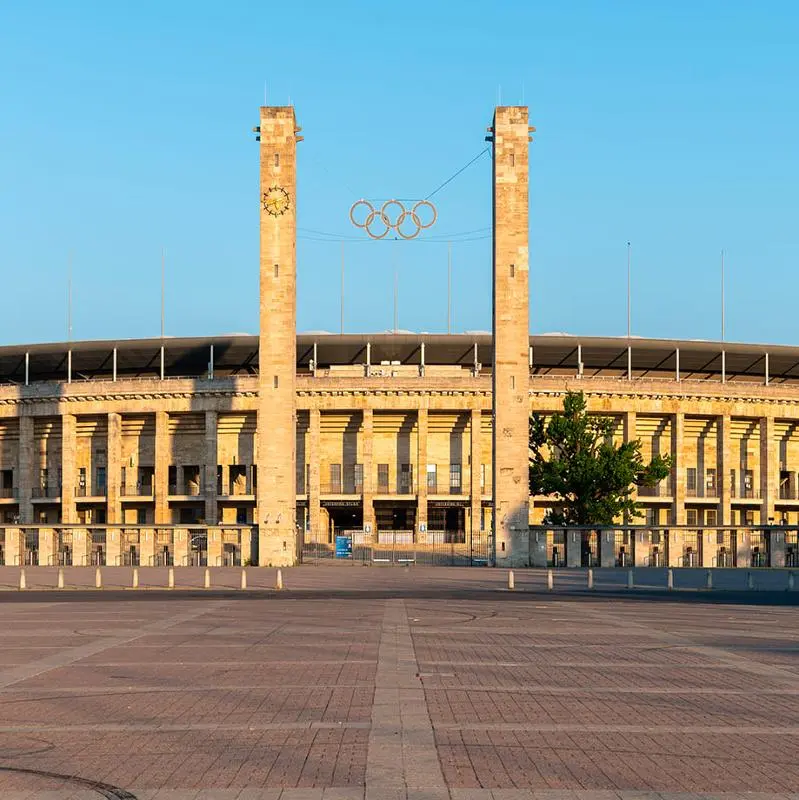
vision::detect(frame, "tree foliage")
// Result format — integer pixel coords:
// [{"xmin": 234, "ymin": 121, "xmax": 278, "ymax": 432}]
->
[{"xmin": 529, "ymin": 391, "xmax": 671, "ymax": 525}]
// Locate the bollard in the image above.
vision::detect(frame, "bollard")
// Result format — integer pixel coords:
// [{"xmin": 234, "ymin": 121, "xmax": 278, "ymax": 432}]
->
[
  {"xmin": 57, "ymin": 568, "xmax": 64, "ymax": 589},
  {"xmin": 132, "ymin": 567, "xmax": 139, "ymax": 589},
  {"xmin": 627, "ymin": 569, "xmax": 634, "ymax": 589},
  {"xmin": 241, "ymin": 568, "xmax": 247, "ymax": 590},
  {"xmin": 204, "ymin": 568, "xmax": 211, "ymax": 589},
  {"xmin": 508, "ymin": 570, "xmax": 515, "ymax": 590},
  {"xmin": 587, "ymin": 568, "xmax": 594, "ymax": 590},
  {"xmin": 95, "ymin": 567, "xmax": 102, "ymax": 589},
  {"xmin": 667, "ymin": 569, "xmax": 674, "ymax": 591},
  {"xmin": 706, "ymin": 569, "xmax": 713, "ymax": 590},
  {"xmin": 547, "ymin": 569, "xmax": 554, "ymax": 591},
  {"xmin": 788, "ymin": 572, "xmax": 795, "ymax": 591},
  {"xmin": 168, "ymin": 567, "xmax": 175, "ymax": 589},
  {"xmin": 276, "ymin": 568, "xmax": 284, "ymax": 590},
  {"xmin": 747, "ymin": 571, "xmax": 754, "ymax": 591},
  {"xmin": 19, "ymin": 568, "xmax": 26, "ymax": 591}
]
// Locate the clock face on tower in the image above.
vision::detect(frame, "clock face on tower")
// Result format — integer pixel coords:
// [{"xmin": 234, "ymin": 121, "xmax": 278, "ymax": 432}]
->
[{"xmin": 262, "ymin": 186, "xmax": 290, "ymax": 216}]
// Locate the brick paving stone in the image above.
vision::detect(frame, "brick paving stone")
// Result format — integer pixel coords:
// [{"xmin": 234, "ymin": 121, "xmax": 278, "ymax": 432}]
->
[{"xmin": 0, "ymin": 569, "xmax": 797, "ymax": 797}]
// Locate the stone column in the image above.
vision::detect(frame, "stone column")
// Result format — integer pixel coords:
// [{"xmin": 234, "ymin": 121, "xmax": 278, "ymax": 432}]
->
[
  {"xmin": 17, "ymin": 416, "xmax": 33, "ymax": 524},
  {"xmin": 5, "ymin": 528, "xmax": 22, "ymax": 565},
  {"xmin": 207, "ymin": 527, "xmax": 222, "ymax": 566},
  {"xmin": 702, "ymin": 528, "xmax": 718, "ymax": 568},
  {"xmin": 107, "ymin": 413, "xmax": 122, "ymax": 524},
  {"xmin": 240, "ymin": 528, "xmax": 252, "ymax": 566},
  {"xmin": 173, "ymin": 528, "xmax": 189, "ymax": 566},
  {"xmin": 362, "ymin": 408, "xmax": 375, "ymax": 535},
  {"xmin": 529, "ymin": 529, "xmax": 546, "ymax": 567},
  {"xmin": 416, "ymin": 408, "xmax": 428, "ymax": 541},
  {"xmin": 599, "ymin": 529, "xmax": 616, "ymax": 568},
  {"xmin": 565, "ymin": 529, "xmax": 581, "ymax": 568},
  {"xmin": 469, "ymin": 409, "xmax": 482, "ymax": 550},
  {"xmin": 154, "ymin": 411, "xmax": 170, "ymax": 525},
  {"xmin": 634, "ymin": 530, "xmax": 650, "ymax": 567},
  {"xmin": 308, "ymin": 409, "xmax": 321, "ymax": 537},
  {"xmin": 769, "ymin": 528, "xmax": 786, "ymax": 567},
  {"xmin": 624, "ymin": 412, "xmax": 637, "ymax": 517},
  {"xmin": 718, "ymin": 414, "xmax": 732, "ymax": 525},
  {"xmin": 671, "ymin": 412, "xmax": 686, "ymax": 525},
  {"xmin": 38, "ymin": 527, "xmax": 55, "ymax": 566},
  {"xmin": 668, "ymin": 529, "xmax": 683, "ymax": 567},
  {"xmin": 736, "ymin": 528, "xmax": 752, "ymax": 568},
  {"xmin": 760, "ymin": 416, "xmax": 776, "ymax": 524},
  {"xmin": 106, "ymin": 528, "xmax": 121, "ymax": 566},
  {"xmin": 61, "ymin": 414, "xmax": 76, "ymax": 524},
  {"xmin": 204, "ymin": 411, "xmax": 218, "ymax": 525},
  {"xmin": 73, "ymin": 527, "xmax": 89, "ymax": 566},
  {"xmin": 491, "ymin": 105, "xmax": 531, "ymax": 567},
  {"xmin": 139, "ymin": 528, "xmax": 155, "ymax": 566}
]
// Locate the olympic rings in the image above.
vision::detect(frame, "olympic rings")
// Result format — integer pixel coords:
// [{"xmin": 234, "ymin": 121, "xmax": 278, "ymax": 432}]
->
[{"xmin": 349, "ymin": 199, "xmax": 437, "ymax": 239}]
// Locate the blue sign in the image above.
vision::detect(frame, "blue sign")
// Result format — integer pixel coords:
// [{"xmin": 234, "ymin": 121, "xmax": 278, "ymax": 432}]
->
[{"xmin": 335, "ymin": 535, "xmax": 353, "ymax": 559}]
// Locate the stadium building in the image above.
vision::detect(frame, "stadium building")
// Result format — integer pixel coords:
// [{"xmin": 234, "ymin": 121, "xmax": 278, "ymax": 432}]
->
[{"xmin": 0, "ymin": 105, "xmax": 797, "ymax": 569}]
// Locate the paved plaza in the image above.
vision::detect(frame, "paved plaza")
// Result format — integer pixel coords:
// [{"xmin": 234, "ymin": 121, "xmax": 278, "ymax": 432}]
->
[{"xmin": 0, "ymin": 567, "xmax": 797, "ymax": 799}]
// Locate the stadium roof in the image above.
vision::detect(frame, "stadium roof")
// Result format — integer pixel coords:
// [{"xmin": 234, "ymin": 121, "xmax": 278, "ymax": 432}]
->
[{"xmin": 0, "ymin": 333, "xmax": 796, "ymax": 384}]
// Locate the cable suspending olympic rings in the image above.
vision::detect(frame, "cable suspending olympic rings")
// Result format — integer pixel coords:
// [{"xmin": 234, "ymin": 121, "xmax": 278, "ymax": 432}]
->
[{"xmin": 349, "ymin": 199, "xmax": 437, "ymax": 239}]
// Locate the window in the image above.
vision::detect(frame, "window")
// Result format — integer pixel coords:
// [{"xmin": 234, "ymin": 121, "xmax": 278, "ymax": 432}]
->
[
  {"xmin": 645, "ymin": 507, "xmax": 657, "ymax": 526},
  {"xmin": 274, "ymin": 264, "xmax": 279, "ymax": 278},
  {"xmin": 705, "ymin": 508, "xmax": 718, "ymax": 526},
  {"xmin": 745, "ymin": 510, "xmax": 755, "ymax": 525},
  {"xmin": 96, "ymin": 466, "xmax": 106, "ymax": 494},
  {"xmin": 687, "ymin": 468, "xmax": 697, "ymax": 494},
  {"xmin": 427, "ymin": 464, "xmax": 437, "ymax": 491},
  {"xmin": 510, "ymin": 264, "xmax": 515, "ymax": 278},
  {"xmin": 168, "ymin": 465, "xmax": 177, "ymax": 493},
  {"xmin": 354, "ymin": 463, "xmax": 364, "ymax": 492},
  {"xmin": 717, "ymin": 530, "xmax": 725, "ymax": 545},
  {"xmin": 730, "ymin": 468, "xmax": 736, "ymax": 497},
  {"xmin": 399, "ymin": 463, "xmax": 413, "ymax": 493},
  {"xmin": 449, "ymin": 463, "xmax": 462, "ymax": 493},
  {"xmin": 480, "ymin": 463, "xmax": 486, "ymax": 489},
  {"xmin": 744, "ymin": 470, "xmax": 754, "ymax": 497},
  {"xmin": 39, "ymin": 468, "xmax": 48, "ymax": 490},
  {"xmin": 136, "ymin": 508, "xmax": 147, "ymax": 525},
  {"xmin": 706, "ymin": 468, "xmax": 716, "ymax": 493},
  {"xmin": 686, "ymin": 508, "xmax": 698, "ymax": 526},
  {"xmin": 377, "ymin": 464, "xmax": 389, "ymax": 492},
  {"xmin": 273, "ymin": 375, "xmax": 279, "ymax": 388},
  {"xmin": 329, "ymin": 464, "xmax": 341, "ymax": 493},
  {"xmin": 274, "ymin": 153, "xmax": 280, "ymax": 167}
]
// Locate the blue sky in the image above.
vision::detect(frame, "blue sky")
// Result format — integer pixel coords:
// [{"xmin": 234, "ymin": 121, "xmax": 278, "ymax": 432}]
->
[{"xmin": 1, "ymin": 1, "xmax": 797, "ymax": 345}]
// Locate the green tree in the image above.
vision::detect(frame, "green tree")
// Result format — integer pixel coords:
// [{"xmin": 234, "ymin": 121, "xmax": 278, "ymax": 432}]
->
[{"xmin": 529, "ymin": 391, "xmax": 671, "ymax": 525}]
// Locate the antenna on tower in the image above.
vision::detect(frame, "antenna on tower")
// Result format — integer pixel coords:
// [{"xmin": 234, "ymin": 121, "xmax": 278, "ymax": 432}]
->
[
  {"xmin": 161, "ymin": 247, "xmax": 166, "ymax": 339},
  {"xmin": 67, "ymin": 251, "xmax": 73, "ymax": 342}
]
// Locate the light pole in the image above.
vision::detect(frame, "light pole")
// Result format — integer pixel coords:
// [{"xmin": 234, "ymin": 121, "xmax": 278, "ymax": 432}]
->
[{"xmin": 626, "ymin": 241, "xmax": 631, "ymax": 338}]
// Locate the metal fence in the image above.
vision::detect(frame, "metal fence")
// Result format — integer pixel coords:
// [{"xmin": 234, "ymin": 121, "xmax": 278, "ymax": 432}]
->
[
  {"xmin": 529, "ymin": 525, "xmax": 799, "ymax": 569},
  {"xmin": 302, "ymin": 529, "xmax": 492, "ymax": 566}
]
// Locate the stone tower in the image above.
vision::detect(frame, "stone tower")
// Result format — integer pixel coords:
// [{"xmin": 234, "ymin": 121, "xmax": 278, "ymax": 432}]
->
[
  {"xmin": 256, "ymin": 106, "xmax": 301, "ymax": 566},
  {"xmin": 489, "ymin": 106, "xmax": 532, "ymax": 566}
]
